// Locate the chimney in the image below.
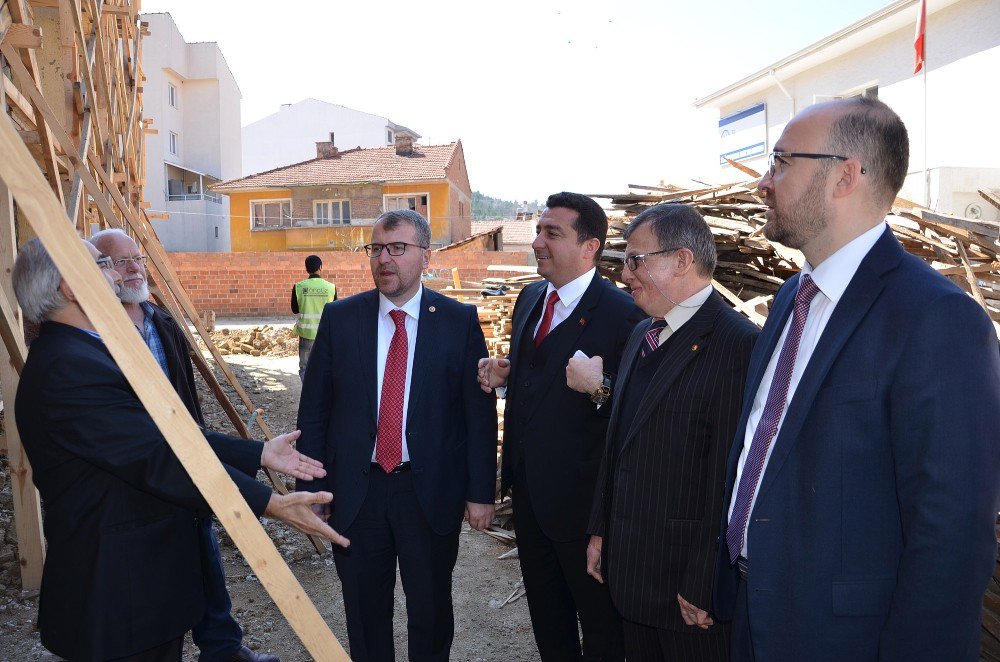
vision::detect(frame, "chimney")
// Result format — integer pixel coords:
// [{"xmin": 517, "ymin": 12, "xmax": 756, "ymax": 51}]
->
[
  {"xmin": 316, "ymin": 141, "xmax": 339, "ymax": 159},
  {"xmin": 395, "ymin": 134, "xmax": 414, "ymax": 156}
]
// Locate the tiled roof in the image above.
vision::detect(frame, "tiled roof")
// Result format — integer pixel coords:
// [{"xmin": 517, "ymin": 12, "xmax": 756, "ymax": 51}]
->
[
  {"xmin": 214, "ymin": 142, "xmax": 460, "ymax": 191},
  {"xmin": 472, "ymin": 218, "xmax": 537, "ymax": 245},
  {"xmin": 436, "ymin": 226, "xmax": 502, "ymax": 252}
]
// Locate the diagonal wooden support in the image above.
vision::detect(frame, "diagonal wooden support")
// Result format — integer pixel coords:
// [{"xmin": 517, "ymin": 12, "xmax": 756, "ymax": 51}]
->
[{"xmin": 0, "ymin": 98, "xmax": 349, "ymax": 662}]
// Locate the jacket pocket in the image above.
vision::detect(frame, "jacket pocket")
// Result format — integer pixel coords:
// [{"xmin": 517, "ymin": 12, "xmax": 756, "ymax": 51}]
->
[{"xmin": 831, "ymin": 578, "xmax": 895, "ymax": 616}]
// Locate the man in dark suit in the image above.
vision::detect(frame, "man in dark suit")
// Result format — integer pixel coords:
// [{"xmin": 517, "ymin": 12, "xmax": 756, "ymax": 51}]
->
[
  {"xmin": 714, "ymin": 96, "xmax": 1000, "ymax": 661},
  {"xmin": 92, "ymin": 228, "xmax": 273, "ymax": 662},
  {"xmin": 12, "ymin": 237, "xmax": 345, "ymax": 662},
  {"xmin": 478, "ymin": 192, "xmax": 642, "ymax": 661},
  {"xmin": 569, "ymin": 203, "xmax": 758, "ymax": 661},
  {"xmin": 296, "ymin": 209, "xmax": 497, "ymax": 662}
]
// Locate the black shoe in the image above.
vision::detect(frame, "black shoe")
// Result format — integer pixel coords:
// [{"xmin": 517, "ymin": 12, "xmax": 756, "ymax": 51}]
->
[{"xmin": 224, "ymin": 645, "xmax": 280, "ymax": 662}]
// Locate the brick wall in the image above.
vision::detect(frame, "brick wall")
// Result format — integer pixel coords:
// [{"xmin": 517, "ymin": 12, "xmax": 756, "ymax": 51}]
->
[{"xmin": 166, "ymin": 250, "xmax": 531, "ymax": 317}]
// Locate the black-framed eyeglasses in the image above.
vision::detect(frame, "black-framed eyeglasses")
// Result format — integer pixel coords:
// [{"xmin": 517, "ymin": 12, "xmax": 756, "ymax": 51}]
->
[
  {"xmin": 767, "ymin": 151, "xmax": 865, "ymax": 176},
  {"xmin": 363, "ymin": 242, "xmax": 428, "ymax": 258},
  {"xmin": 112, "ymin": 255, "xmax": 148, "ymax": 268},
  {"xmin": 96, "ymin": 256, "xmax": 114, "ymax": 270},
  {"xmin": 624, "ymin": 247, "xmax": 680, "ymax": 272}
]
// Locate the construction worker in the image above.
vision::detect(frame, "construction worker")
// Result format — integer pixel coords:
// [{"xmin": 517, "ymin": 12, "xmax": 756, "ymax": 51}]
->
[{"xmin": 292, "ymin": 255, "xmax": 337, "ymax": 380}]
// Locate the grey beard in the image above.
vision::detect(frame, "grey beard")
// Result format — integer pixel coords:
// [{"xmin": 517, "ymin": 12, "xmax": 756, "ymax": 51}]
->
[{"xmin": 119, "ymin": 279, "xmax": 150, "ymax": 304}]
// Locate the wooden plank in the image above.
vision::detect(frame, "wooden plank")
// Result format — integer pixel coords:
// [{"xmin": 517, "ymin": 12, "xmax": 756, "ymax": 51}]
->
[
  {"xmin": 0, "ymin": 174, "xmax": 45, "ymax": 591},
  {"xmin": 956, "ymin": 241, "xmax": 988, "ymax": 309},
  {"xmin": 0, "ymin": 21, "xmax": 42, "ymax": 48},
  {"xmin": 916, "ymin": 208, "xmax": 1000, "ymax": 240},
  {"xmin": 712, "ymin": 278, "xmax": 766, "ymax": 327},
  {"xmin": 0, "ymin": 109, "xmax": 349, "ymax": 661}
]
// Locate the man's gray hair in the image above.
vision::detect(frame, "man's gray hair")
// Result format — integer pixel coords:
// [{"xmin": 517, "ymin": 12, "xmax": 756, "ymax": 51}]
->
[
  {"xmin": 12, "ymin": 237, "xmax": 68, "ymax": 324},
  {"xmin": 623, "ymin": 203, "xmax": 717, "ymax": 278},
  {"xmin": 89, "ymin": 227, "xmax": 131, "ymax": 250},
  {"xmin": 375, "ymin": 209, "xmax": 431, "ymax": 248}
]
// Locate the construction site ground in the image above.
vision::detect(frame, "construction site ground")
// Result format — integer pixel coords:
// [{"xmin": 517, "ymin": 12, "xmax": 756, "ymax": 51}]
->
[{"xmin": 0, "ymin": 331, "xmax": 535, "ymax": 661}]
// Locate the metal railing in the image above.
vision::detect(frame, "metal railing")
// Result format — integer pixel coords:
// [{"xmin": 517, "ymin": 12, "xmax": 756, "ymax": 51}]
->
[{"xmin": 166, "ymin": 192, "xmax": 223, "ymax": 204}]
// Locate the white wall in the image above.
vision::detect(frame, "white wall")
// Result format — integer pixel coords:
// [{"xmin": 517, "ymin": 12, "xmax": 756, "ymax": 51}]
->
[
  {"xmin": 709, "ymin": 0, "xmax": 1000, "ymax": 207},
  {"xmin": 242, "ymin": 98, "xmax": 404, "ymax": 175}
]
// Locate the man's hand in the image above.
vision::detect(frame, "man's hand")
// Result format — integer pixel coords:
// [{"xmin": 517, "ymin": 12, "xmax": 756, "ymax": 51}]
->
[
  {"xmin": 264, "ymin": 492, "xmax": 349, "ymax": 547},
  {"xmin": 465, "ymin": 501, "xmax": 495, "ymax": 531},
  {"xmin": 477, "ymin": 357, "xmax": 511, "ymax": 393},
  {"xmin": 677, "ymin": 594, "xmax": 714, "ymax": 629},
  {"xmin": 566, "ymin": 355, "xmax": 604, "ymax": 394},
  {"xmin": 261, "ymin": 430, "xmax": 326, "ymax": 481},
  {"xmin": 586, "ymin": 535, "xmax": 604, "ymax": 583}
]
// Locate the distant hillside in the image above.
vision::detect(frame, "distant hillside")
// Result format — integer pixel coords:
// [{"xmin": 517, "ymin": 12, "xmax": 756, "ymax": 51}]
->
[{"xmin": 472, "ymin": 191, "xmax": 517, "ymax": 219}]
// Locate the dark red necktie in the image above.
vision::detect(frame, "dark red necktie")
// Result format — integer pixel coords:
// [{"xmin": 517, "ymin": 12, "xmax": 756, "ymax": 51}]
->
[
  {"xmin": 534, "ymin": 291, "xmax": 560, "ymax": 347},
  {"xmin": 641, "ymin": 317, "xmax": 668, "ymax": 358},
  {"xmin": 376, "ymin": 309, "xmax": 407, "ymax": 472}
]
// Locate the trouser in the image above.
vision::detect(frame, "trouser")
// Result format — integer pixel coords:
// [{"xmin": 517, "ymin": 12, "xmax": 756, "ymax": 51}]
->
[
  {"xmin": 333, "ymin": 466, "xmax": 460, "ymax": 662},
  {"xmin": 191, "ymin": 518, "xmax": 243, "ymax": 661},
  {"xmin": 107, "ymin": 636, "xmax": 183, "ymax": 662},
  {"xmin": 622, "ymin": 618, "xmax": 730, "ymax": 662},
  {"xmin": 298, "ymin": 337, "xmax": 315, "ymax": 381},
  {"xmin": 512, "ymin": 467, "xmax": 624, "ymax": 662}
]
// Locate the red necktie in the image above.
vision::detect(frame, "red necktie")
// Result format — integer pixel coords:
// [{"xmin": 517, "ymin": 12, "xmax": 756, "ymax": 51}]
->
[
  {"xmin": 534, "ymin": 291, "xmax": 560, "ymax": 347},
  {"xmin": 376, "ymin": 309, "xmax": 408, "ymax": 472},
  {"xmin": 641, "ymin": 317, "xmax": 668, "ymax": 358}
]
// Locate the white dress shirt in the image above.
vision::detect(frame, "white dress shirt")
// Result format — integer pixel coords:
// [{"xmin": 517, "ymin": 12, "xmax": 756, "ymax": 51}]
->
[
  {"xmin": 532, "ymin": 267, "xmax": 597, "ymax": 339},
  {"xmin": 373, "ymin": 285, "xmax": 423, "ymax": 462},
  {"xmin": 657, "ymin": 284, "xmax": 713, "ymax": 344},
  {"xmin": 727, "ymin": 223, "xmax": 886, "ymax": 557}
]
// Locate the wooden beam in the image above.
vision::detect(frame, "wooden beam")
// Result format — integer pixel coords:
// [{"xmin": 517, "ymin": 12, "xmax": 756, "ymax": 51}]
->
[
  {"xmin": 0, "ymin": 21, "xmax": 42, "ymax": 48},
  {"xmin": 0, "ymin": 102, "xmax": 349, "ymax": 662}
]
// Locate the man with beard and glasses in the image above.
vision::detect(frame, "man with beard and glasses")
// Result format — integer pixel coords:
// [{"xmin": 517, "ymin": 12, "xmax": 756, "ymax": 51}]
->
[
  {"xmin": 296, "ymin": 209, "xmax": 496, "ymax": 661},
  {"xmin": 713, "ymin": 96, "xmax": 1000, "ymax": 662},
  {"xmin": 90, "ymin": 229, "xmax": 275, "ymax": 662}
]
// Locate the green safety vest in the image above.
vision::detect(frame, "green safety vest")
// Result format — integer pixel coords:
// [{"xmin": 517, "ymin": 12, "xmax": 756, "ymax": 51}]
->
[{"xmin": 293, "ymin": 277, "xmax": 337, "ymax": 339}]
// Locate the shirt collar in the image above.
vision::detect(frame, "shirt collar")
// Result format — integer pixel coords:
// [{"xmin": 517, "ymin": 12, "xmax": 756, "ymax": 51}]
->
[
  {"xmin": 663, "ymin": 283, "xmax": 713, "ymax": 332},
  {"xmin": 802, "ymin": 223, "xmax": 886, "ymax": 304},
  {"xmin": 546, "ymin": 267, "xmax": 596, "ymax": 309},
  {"xmin": 379, "ymin": 284, "xmax": 423, "ymax": 321},
  {"xmin": 139, "ymin": 301, "xmax": 155, "ymax": 322}
]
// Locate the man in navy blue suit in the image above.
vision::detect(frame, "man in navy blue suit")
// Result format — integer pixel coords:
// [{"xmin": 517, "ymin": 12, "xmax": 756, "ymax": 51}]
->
[
  {"xmin": 296, "ymin": 209, "xmax": 497, "ymax": 662},
  {"xmin": 714, "ymin": 96, "xmax": 1000, "ymax": 661}
]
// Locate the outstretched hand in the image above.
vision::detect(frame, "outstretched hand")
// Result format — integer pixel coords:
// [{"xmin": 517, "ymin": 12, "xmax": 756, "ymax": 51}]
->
[
  {"xmin": 261, "ymin": 430, "xmax": 326, "ymax": 481},
  {"xmin": 477, "ymin": 357, "xmax": 510, "ymax": 393},
  {"xmin": 264, "ymin": 491, "xmax": 349, "ymax": 548}
]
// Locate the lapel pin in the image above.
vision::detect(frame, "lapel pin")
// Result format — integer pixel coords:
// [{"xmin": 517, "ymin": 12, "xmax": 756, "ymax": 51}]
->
[
  {"xmin": 691, "ymin": 344, "xmax": 699, "ymax": 351},
  {"xmin": 428, "ymin": 306, "xmax": 436, "ymax": 313},
  {"xmin": 578, "ymin": 317, "xmax": 586, "ymax": 326}
]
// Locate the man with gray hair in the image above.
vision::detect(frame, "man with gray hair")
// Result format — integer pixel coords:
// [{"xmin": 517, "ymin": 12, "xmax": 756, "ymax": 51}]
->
[
  {"xmin": 13, "ymin": 236, "xmax": 347, "ymax": 661},
  {"xmin": 567, "ymin": 204, "xmax": 758, "ymax": 661},
  {"xmin": 90, "ymin": 229, "xmax": 271, "ymax": 662},
  {"xmin": 296, "ymin": 209, "xmax": 497, "ymax": 661}
]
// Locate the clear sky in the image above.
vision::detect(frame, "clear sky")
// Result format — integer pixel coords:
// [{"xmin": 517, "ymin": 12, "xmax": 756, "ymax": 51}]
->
[{"xmin": 140, "ymin": 0, "xmax": 893, "ymax": 202}]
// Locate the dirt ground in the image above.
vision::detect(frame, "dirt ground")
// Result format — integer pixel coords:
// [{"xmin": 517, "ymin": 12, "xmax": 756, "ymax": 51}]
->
[{"xmin": 0, "ymin": 345, "xmax": 537, "ymax": 661}]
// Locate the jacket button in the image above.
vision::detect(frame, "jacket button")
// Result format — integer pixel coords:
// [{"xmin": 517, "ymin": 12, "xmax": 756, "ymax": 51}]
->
[
  {"xmin": 362, "ymin": 467, "xmax": 369, "ymax": 475},
  {"xmin": 523, "ymin": 381, "xmax": 531, "ymax": 387}
]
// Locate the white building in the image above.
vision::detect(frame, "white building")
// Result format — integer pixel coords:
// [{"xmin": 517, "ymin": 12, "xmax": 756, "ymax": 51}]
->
[
  {"xmin": 695, "ymin": 0, "xmax": 1000, "ymax": 221},
  {"xmin": 140, "ymin": 13, "xmax": 242, "ymax": 251},
  {"xmin": 241, "ymin": 98, "xmax": 420, "ymax": 176}
]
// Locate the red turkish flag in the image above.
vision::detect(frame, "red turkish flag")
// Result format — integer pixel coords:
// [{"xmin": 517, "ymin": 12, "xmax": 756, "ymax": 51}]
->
[{"xmin": 914, "ymin": 0, "xmax": 927, "ymax": 73}]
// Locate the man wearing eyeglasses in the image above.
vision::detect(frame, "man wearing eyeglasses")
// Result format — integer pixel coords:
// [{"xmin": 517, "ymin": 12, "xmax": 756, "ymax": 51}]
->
[
  {"xmin": 296, "ymin": 209, "xmax": 496, "ymax": 661},
  {"xmin": 713, "ymin": 97, "xmax": 1000, "ymax": 662},
  {"xmin": 90, "ymin": 230, "xmax": 275, "ymax": 662},
  {"xmin": 478, "ymin": 192, "xmax": 642, "ymax": 661},
  {"xmin": 566, "ymin": 203, "xmax": 758, "ymax": 662}
]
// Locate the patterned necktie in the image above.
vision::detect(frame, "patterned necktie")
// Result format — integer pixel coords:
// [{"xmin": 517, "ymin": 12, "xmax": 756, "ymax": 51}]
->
[
  {"xmin": 727, "ymin": 274, "xmax": 820, "ymax": 563},
  {"xmin": 534, "ymin": 291, "xmax": 560, "ymax": 347},
  {"xmin": 640, "ymin": 317, "xmax": 669, "ymax": 358},
  {"xmin": 376, "ymin": 309, "xmax": 408, "ymax": 473}
]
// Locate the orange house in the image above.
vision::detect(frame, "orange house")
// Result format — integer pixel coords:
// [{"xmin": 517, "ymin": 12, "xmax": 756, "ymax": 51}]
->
[{"xmin": 212, "ymin": 138, "xmax": 473, "ymax": 252}]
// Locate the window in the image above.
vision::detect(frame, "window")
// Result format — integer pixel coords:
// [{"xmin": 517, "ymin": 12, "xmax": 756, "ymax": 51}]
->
[
  {"xmin": 169, "ymin": 131, "xmax": 178, "ymax": 155},
  {"xmin": 387, "ymin": 130, "xmax": 394, "ymax": 144},
  {"xmin": 315, "ymin": 199, "xmax": 351, "ymax": 225},
  {"xmin": 251, "ymin": 199, "xmax": 292, "ymax": 229},
  {"xmin": 214, "ymin": 226, "xmax": 219, "ymax": 238},
  {"xmin": 168, "ymin": 83, "xmax": 177, "ymax": 108},
  {"xmin": 329, "ymin": 132, "xmax": 335, "ymax": 143},
  {"xmin": 385, "ymin": 193, "xmax": 429, "ymax": 220},
  {"xmin": 459, "ymin": 201, "xmax": 464, "ymax": 218}
]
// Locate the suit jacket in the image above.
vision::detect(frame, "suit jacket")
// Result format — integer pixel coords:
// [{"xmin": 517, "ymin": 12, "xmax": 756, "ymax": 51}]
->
[
  {"xmin": 148, "ymin": 302, "xmax": 205, "ymax": 426},
  {"xmin": 499, "ymin": 273, "xmax": 643, "ymax": 541},
  {"xmin": 15, "ymin": 322, "xmax": 272, "ymax": 662},
  {"xmin": 588, "ymin": 291, "xmax": 757, "ymax": 630},
  {"xmin": 713, "ymin": 228, "xmax": 1000, "ymax": 661},
  {"xmin": 295, "ymin": 287, "xmax": 496, "ymax": 537}
]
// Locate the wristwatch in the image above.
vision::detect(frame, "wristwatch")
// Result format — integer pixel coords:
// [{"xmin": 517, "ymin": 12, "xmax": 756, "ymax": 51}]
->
[{"xmin": 590, "ymin": 374, "xmax": 612, "ymax": 406}]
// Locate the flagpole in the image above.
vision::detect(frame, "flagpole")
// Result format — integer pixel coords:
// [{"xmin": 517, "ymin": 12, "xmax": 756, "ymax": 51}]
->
[{"xmin": 923, "ymin": 41, "xmax": 929, "ymax": 207}]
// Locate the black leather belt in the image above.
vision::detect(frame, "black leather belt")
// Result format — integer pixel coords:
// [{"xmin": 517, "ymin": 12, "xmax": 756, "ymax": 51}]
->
[
  {"xmin": 737, "ymin": 556, "xmax": 749, "ymax": 581},
  {"xmin": 372, "ymin": 461, "xmax": 411, "ymax": 474}
]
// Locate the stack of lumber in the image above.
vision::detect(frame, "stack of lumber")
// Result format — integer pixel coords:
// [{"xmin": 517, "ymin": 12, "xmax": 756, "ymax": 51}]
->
[{"xmin": 983, "ymin": 520, "xmax": 1000, "ymax": 661}]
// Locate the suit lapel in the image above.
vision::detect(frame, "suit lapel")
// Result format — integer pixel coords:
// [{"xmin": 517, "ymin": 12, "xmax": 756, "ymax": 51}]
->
[
  {"xmin": 521, "ymin": 272, "xmax": 607, "ymax": 426},
  {"xmin": 604, "ymin": 318, "xmax": 646, "ymax": 448},
  {"xmin": 618, "ymin": 293, "xmax": 722, "ymax": 455},
  {"xmin": 406, "ymin": 288, "xmax": 439, "ymax": 423},
  {"xmin": 510, "ymin": 282, "xmax": 545, "ymax": 362},
  {"xmin": 357, "ymin": 290, "xmax": 380, "ymax": 426},
  {"xmin": 756, "ymin": 228, "xmax": 902, "ymax": 499}
]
